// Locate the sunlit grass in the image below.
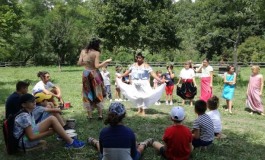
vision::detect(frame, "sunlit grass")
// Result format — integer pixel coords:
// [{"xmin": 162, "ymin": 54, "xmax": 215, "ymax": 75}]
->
[{"xmin": 0, "ymin": 66, "xmax": 265, "ymax": 160}]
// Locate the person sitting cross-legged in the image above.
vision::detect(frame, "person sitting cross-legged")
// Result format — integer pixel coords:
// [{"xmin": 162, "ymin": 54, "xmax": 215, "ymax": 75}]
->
[
  {"xmin": 151, "ymin": 106, "xmax": 193, "ymax": 160},
  {"xmin": 87, "ymin": 102, "xmax": 153, "ymax": 160}
]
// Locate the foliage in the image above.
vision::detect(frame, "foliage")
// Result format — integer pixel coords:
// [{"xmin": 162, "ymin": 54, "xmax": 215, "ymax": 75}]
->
[{"xmin": 238, "ymin": 36, "xmax": 265, "ymax": 63}]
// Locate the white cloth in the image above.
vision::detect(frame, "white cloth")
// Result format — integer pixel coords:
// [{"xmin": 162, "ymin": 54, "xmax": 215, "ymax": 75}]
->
[
  {"xmin": 206, "ymin": 109, "xmax": 222, "ymax": 133},
  {"xmin": 116, "ymin": 78, "xmax": 165, "ymax": 109},
  {"xmin": 32, "ymin": 81, "xmax": 55, "ymax": 94},
  {"xmin": 201, "ymin": 65, "xmax": 213, "ymax": 77},
  {"xmin": 179, "ymin": 68, "xmax": 195, "ymax": 79}
]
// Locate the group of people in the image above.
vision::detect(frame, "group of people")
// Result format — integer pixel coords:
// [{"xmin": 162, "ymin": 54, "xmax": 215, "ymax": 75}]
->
[{"xmin": 4, "ymin": 38, "xmax": 264, "ymax": 159}]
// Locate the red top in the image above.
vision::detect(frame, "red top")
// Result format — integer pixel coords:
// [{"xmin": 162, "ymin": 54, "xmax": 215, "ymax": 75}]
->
[{"xmin": 163, "ymin": 124, "xmax": 192, "ymax": 160}]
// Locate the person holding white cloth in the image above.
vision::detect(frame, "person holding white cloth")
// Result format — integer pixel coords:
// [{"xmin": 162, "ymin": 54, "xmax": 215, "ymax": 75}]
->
[{"xmin": 116, "ymin": 50, "xmax": 165, "ymax": 115}]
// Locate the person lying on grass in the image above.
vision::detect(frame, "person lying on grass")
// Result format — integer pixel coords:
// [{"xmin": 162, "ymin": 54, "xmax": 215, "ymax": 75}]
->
[
  {"xmin": 87, "ymin": 102, "xmax": 153, "ymax": 160},
  {"xmin": 13, "ymin": 94, "xmax": 85, "ymax": 149}
]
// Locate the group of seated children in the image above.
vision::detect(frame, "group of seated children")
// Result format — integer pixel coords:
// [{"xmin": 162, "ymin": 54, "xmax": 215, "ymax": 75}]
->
[{"xmin": 87, "ymin": 96, "xmax": 223, "ymax": 160}]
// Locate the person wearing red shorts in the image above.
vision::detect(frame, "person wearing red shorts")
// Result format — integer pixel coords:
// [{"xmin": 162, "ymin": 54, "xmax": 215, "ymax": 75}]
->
[{"xmin": 163, "ymin": 64, "xmax": 175, "ymax": 105}]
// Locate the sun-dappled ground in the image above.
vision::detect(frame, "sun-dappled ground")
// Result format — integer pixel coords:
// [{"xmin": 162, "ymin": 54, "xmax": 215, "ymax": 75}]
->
[{"xmin": 0, "ymin": 66, "xmax": 265, "ymax": 160}]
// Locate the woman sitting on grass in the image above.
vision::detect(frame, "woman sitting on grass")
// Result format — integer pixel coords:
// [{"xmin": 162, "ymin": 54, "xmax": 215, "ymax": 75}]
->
[
  {"xmin": 87, "ymin": 102, "xmax": 153, "ymax": 160},
  {"xmin": 32, "ymin": 71, "xmax": 64, "ymax": 107}
]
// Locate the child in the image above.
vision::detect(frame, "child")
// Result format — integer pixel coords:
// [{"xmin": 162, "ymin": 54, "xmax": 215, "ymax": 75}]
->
[
  {"xmin": 101, "ymin": 66, "xmax": 112, "ymax": 101},
  {"xmin": 163, "ymin": 64, "xmax": 175, "ymax": 105},
  {"xmin": 13, "ymin": 94, "xmax": 85, "ymax": 149},
  {"xmin": 122, "ymin": 69, "xmax": 131, "ymax": 101},
  {"xmin": 87, "ymin": 102, "xmax": 153, "ymax": 160},
  {"xmin": 115, "ymin": 65, "xmax": 123, "ymax": 101},
  {"xmin": 153, "ymin": 70, "xmax": 163, "ymax": 105},
  {"xmin": 33, "ymin": 94, "xmax": 68, "ymax": 129},
  {"xmin": 207, "ymin": 96, "xmax": 222, "ymax": 138},
  {"xmin": 246, "ymin": 65, "xmax": 264, "ymax": 115},
  {"xmin": 222, "ymin": 65, "xmax": 236, "ymax": 114},
  {"xmin": 151, "ymin": 106, "xmax": 193, "ymax": 159},
  {"xmin": 192, "ymin": 100, "xmax": 214, "ymax": 148}
]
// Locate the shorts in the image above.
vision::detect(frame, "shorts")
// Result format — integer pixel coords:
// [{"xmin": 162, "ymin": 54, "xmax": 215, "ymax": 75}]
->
[
  {"xmin": 165, "ymin": 85, "xmax": 174, "ymax": 95},
  {"xmin": 21, "ymin": 125, "xmax": 40, "ymax": 148},
  {"xmin": 192, "ymin": 139, "xmax": 212, "ymax": 148},
  {"xmin": 83, "ymin": 102, "xmax": 104, "ymax": 111}
]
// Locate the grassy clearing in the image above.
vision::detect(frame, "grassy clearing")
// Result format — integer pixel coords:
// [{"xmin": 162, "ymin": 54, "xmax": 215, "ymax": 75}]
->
[{"xmin": 0, "ymin": 66, "xmax": 265, "ymax": 160}]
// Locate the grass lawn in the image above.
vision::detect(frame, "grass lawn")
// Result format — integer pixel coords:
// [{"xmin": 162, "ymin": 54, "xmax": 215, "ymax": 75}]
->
[{"xmin": 0, "ymin": 66, "xmax": 265, "ymax": 160}]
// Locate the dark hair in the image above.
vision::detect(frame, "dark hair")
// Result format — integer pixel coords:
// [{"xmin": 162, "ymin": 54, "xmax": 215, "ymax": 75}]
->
[
  {"xmin": 136, "ymin": 52, "xmax": 144, "ymax": 59},
  {"xmin": 226, "ymin": 65, "xmax": 234, "ymax": 72},
  {"xmin": 167, "ymin": 64, "xmax": 173, "ymax": 70},
  {"xmin": 37, "ymin": 71, "xmax": 49, "ymax": 78},
  {"xmin": 207, "ymin": 95, "xmax": 219, "ymax": 110},
  {"xmin": 194, "ymin": 100, "xmax": 207, "ymax": 114},
  {"xmin": 16, "ymin": 81, "xmax": 30, "ymax": 91},
  {"xmin": 104, "ymin": 112, "xmax": 125, "ymax": 126},
  {"xmin": 85, "ymin": 38, "xmax": 101, "ymax": 52}
]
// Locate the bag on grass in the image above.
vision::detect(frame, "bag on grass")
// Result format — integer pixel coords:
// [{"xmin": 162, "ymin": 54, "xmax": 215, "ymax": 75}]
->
[{"xmin": 3, "ymin": 110, "xmax": 27, "ymax": 155}]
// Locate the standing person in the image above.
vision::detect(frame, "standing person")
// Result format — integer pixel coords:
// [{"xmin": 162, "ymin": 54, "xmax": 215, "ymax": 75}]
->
[
  {"xmin": 151, "ymin": 106, "xmax": 193, "ymax": 160},
  {"xmin": 246, "ymin": 65, "xmax": 264, "ymax": 115},
  {"xmin": 32, "ymin": 71, "xmax": 63, "ymax": 107},
  {"xmin": 122, "ymin": 68, "xmax": 131, "ymax": 101},
  {"xmin": 163, "ymin": 64, "xmax": 175, "ymax": 105},
  {"xmin": 176, "ymin": 61, "xmax": 197, "ymax": 106},
  {"xmin": 222, "ymin": 65, "xmax": 236, "ymax": 114},
  {"xmin": 196, "ymin": 58, "xmax": 213, "ymax": 102},
  {"xmin": 153, "ymin": 70, "xmax": 163, "ymax": 105},
  {"xmin": 116, "ymin": 50, "xmax": 166, "ymax": 116},
  {"xmin": 192, "ymin": 100, "xmax": 214, "ymax": 148},
  {"xmin": 87, "ymin": 102, "xmax": 153, "ymax": 160},
  {"xmin": 14, "ymin": 94, "xmax": 85, "ymax": 149},
  {"xmin": 5, "ymin": 81, "xmax": 30, "ymax": 119},
  {"xmin": 101, "ymin": 66, "xmax": 112, "ymax": 102},
  {"xmin": 115, "ymin": 65, "xmax": 123, "ymax": 101},
  {"xmin": 77, "ymin": 38, "xmax": 112, "ymax": 120}
]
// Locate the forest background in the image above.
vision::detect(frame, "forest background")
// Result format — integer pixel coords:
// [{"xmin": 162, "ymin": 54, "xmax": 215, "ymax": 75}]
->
[{"xmin": 1, "ymin": 0, "xmax": 265, "ymax": 67}]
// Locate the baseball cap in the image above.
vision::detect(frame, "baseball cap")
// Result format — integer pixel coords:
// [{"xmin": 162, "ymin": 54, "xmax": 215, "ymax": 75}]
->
[
  {"xmin": 170, "ymin": 106, "xmax": 185, "ymax": 121},
  {"xmin": 19, "ymin": 93, "xmax": 36, "ymax": 105},
  {"xmin": 109, "ymin": 102, "xmax": 126, "ymax": 116},
  {"xmin": 35, "ymin": 92, "xmax": 52, "ymax": 103}
]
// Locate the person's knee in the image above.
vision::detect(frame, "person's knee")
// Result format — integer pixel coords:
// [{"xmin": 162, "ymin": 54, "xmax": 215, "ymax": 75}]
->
[{"xmin": 48, "ymin": 115, "xmax": 57, "ymax": 122}]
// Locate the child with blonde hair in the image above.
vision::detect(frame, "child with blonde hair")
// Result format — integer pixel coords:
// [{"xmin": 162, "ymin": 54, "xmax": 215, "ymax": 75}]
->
[{"xmin": 246, "ymin": 65, "xmax": 264, "ymax": 115}]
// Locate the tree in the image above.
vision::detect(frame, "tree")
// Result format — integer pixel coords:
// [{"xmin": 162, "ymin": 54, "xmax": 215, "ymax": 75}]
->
[{"xmin": 92, "ymin": 0, "xmax": 181, "ymax": 53}]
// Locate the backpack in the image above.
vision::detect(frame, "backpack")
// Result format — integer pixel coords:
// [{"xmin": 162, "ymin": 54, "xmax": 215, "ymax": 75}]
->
[{"xmin": 3, "ymin": 110, "xmax": 27, "ymax": 155}]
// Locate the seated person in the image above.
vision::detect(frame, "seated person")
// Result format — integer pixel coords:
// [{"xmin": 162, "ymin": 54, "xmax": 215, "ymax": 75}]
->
[
  {"xmin": 33, "ymin": 94, "xmax": 70, "ymax": 130},
  {"xmin": 5, "ymin": 81, "xmax": 30, "ymax": 119},
  {"xmin": 192, "ymin": 100, "xmax": 215, "ymax": 148},
  {"xmin": 87, "ymin": 102, "xmax": 153, "ymax": 160},
  {"xmin": 32, "ymin": 71, "xmax": 64, "ymax": 107},
  {"xmin": 151, "ymin": 106, "xmax": 193, "ymax": 159},
  {"xmin": 13, "ymin": 94, "xmax": 84, "ymax": 149}
]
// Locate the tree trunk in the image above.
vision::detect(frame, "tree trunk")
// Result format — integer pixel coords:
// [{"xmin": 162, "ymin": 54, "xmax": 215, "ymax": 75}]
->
[{"xmin": 233, "ymin": 25, "xmax": 241, "ymax": 75}]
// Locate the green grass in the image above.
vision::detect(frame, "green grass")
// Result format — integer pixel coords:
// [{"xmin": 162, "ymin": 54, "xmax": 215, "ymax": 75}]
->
[{"xmin": 0, "ymin": 66, "xmax": 265, "ymax": 160}]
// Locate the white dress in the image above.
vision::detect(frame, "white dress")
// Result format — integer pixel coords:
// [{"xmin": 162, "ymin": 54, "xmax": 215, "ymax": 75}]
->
[{"xmin": 116, "ymin": 63, "xmax": 165, "ymax": 109}]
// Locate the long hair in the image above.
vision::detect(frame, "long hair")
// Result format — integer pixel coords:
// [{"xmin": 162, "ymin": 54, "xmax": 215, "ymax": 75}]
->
[{"xmin": 85, "ymin": 38, "xmax": 101, "ymax": 52}]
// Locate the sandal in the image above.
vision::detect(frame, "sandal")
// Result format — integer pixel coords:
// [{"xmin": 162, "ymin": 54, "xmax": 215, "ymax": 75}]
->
[
  {"xmin": 139, "ymin": 138, "xmax": 154, "ymax": 149},
  {"xmin": 87, "ymin": 137, "xmax": 99, "ymax": 148}
]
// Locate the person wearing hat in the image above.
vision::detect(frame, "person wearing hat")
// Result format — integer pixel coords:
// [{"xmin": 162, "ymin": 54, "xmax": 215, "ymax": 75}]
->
[
  {"xmin": 78, "ymin": 38, "xmax": 112, "ymax": 120},
  {"xmin": 116, "ymin": 49, "xmax": 166, "ymax": 115},
  {"xmin": 13, "ymin": 93, "xmax": 85, "ymax": 149},
  {"xmin": 87, "ymin": 102, "xmax": 154, "ymax": 160},
  {"xmin": 32, "ymin": 94, "xmax": 69, "ymax": 130},
  {"xmin": 151, "ymin": 106, "xmax": 193, "ymax": 160}
]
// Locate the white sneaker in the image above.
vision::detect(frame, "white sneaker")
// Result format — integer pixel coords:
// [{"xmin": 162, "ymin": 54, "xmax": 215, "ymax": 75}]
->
[
  {"xmin": 119, "ymin": 99, "xmax": 123, "ymax": 101},
  {"xmin": 165, "ymin": 101, "xmax": 169, "ymax": 105},
  {"xmin": 158, "ymin": 102, "xmax": 161, "ymax": 105},
  {"xmin": 114, "ymin": 99, "xmax": 119, "ymax": 101},
  {"xmin": 155, "ymin": 102, "xmax": 159, "ymax": 105},
  {"xmin": 170, "ymin": 101, "xmax": 173, "ymax": 105},
  {"xmin": 109, "ymin": 99, "xmax": 112, "ymax": 102}
]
